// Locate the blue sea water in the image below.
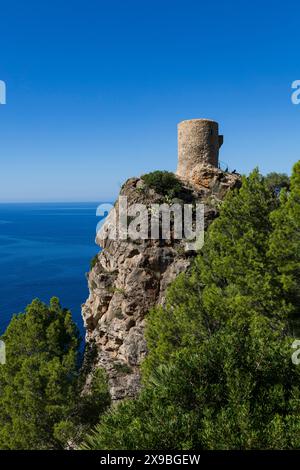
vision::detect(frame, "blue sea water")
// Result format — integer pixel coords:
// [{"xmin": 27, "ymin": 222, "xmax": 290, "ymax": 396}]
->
[{"xmin": 0, "ymin": 203, "xmax": 100, "ymax": 336}]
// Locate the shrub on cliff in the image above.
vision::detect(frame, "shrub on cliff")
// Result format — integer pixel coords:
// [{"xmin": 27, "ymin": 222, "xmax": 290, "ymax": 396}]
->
[
  {"xmin": 141, "ymin": 170, "xmax": 184, "ymax": 199},
  {"xmin": 0, "ymin": 298, "xmax": 110, "ymax": 449},
  {"xmin": 83, "ymin": 163, "xmax": 300, "ymax": 450},
  {"xmin": 90, "ymin": 254, "xmax": 98, "ymax": 270}
]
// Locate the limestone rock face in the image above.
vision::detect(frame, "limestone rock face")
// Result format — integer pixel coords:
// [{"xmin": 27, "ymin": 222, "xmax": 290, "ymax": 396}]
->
[{"xmin": 82, "ymin": 171, "xmax": 240, "ymax": 401}]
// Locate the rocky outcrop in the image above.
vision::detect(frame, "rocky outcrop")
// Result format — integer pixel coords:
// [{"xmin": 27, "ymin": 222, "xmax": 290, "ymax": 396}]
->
[
  {"xmin": 177, "ymin": 162, "xmax": 241, "ymax": 198},
  {"xmin": 82, "ymin": 166, "xmax": 241, "ymax": 401}
]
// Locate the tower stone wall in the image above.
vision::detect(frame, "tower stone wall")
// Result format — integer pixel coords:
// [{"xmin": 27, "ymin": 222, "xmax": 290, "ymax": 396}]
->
[{"xmin": 176, "ymin": 119, "xmax": 223, "ymax": 181}]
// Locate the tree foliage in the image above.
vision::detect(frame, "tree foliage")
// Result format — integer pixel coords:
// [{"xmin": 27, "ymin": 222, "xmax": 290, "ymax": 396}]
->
[
  {"xmin": 83, "ymin": 315, "xmax": 300, "ymax": 450},
  {"xmin": 0, "ymin": 298, "xmax": 110, "ymax": 449},
  {"xmin": 264, "ymin": 172, "xmax": 290, "ymax": 195},
  {"xmin": 269, "ymin": 162, "xmax": 300, "ymax": 329},
  {"xmin": 83, "ymin": 163, "xmax": 300, "ymax": 450}
]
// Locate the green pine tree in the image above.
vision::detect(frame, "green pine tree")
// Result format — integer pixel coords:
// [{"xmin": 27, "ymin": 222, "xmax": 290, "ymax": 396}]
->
[
  {"xmin": 83, "ymin": 313, "xmax": 300, "ymax": 450},
  {"xmin": 269, "ymin": 161, "xmax": 300, "ymax": 330},
  {"xmin": 143, "ymin": 169, "xmax": 286, "ymax": 377},
  {"xmin": 0, "ymin": 298, "xmax": 110, "ymax": 449}
]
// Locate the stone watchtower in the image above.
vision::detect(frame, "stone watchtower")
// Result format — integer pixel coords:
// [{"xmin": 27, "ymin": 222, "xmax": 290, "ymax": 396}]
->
[{"xmin": 176, "ymin": 119, "xmax": 224, "ymax": 182}]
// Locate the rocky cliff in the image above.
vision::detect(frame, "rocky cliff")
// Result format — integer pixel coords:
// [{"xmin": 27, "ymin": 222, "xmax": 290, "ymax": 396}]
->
[{"xmin": 82, "ymin": 163, "xmax": 240, "ymax": 400}]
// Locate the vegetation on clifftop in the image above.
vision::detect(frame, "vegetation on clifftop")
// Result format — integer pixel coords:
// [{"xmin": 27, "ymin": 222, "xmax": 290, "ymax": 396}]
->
[{"xmin": 141, "ymin": 170, "xmax": 184, "ymax": 199}]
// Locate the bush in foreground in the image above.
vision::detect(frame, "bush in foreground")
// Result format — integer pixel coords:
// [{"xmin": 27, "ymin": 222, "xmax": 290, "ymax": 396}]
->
[{"xmin": 0, "ymin": 298, "xmax": 110, "ymax": 449}]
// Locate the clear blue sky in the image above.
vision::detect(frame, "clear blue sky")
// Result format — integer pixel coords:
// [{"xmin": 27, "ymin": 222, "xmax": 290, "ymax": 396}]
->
[{"xmin": 0, "ymin": 0, "xmax": 299, "ymax": 202}]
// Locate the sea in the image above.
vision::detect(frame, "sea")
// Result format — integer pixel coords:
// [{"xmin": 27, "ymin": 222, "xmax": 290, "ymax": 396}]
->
[{"xmin": 0, "ymin": 203, "xmax": 101, "ymax": 337}]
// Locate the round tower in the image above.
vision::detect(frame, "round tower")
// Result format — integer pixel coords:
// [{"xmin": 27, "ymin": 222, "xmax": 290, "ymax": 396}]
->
[{"xmin": 176, "ymin": 119, "xmax": 223, "ymax": 180}]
